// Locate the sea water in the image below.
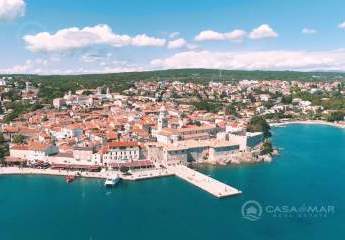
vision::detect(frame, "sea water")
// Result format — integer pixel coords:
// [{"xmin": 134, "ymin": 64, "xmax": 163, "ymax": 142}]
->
[{"xmin": 0, "ymin": 124, "xmax": 344, "ymax": 240}]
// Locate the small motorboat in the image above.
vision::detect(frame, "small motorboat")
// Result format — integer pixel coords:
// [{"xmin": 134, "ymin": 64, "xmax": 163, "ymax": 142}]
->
[
  {"xmin": 104, "ymin": 175, "xmax": 120, "ymax": 187},
  {"xmin": 65, "ymin": 175, "xmax": 76, "ymax": 183}
]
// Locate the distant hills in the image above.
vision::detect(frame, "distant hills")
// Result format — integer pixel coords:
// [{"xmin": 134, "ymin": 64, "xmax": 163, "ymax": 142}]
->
[
  {"xmin": 3, "ymin": 68, "xmax": 345, "ymax": 102},
  {"xmin": 3, "ymin": 68, "xmax": 345, "ymax": 83}
]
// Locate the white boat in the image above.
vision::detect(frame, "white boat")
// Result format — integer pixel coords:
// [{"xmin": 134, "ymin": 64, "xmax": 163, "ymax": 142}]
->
[{"xmin": 104, "ymin": 175, "xmax": 120, "ymax": 187}]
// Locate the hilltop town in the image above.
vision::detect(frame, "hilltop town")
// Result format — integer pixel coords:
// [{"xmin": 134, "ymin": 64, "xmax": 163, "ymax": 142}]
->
[{"xmin": 0, "ymin": 74, "xmax": 344, "ymax": 174}]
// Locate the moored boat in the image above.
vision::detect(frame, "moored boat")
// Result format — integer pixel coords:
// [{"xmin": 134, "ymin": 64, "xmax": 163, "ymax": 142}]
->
[
  {"xmin": 104, "ymin": 175, "xmax": 120, "ymax": 187},
  {"xmin": 65, "ymin": 175, "xmax": 76, "ymax": 183}
]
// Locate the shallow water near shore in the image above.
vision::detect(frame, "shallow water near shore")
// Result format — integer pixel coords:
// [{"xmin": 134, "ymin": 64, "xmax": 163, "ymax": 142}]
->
[{"xmin": 1, "ymin": 124, "xmax": 345, "ymax": 240}]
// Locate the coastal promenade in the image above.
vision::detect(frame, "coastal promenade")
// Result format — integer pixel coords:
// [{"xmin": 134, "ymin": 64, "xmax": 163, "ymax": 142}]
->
[
  {"xmin": 0, "ymin": 167, "xmax": 111, "ymax": 179},
  {"xmin": 0, "ymin": 166, "xmax": 241, "ymax": 198},
  {"xmin": 169, "ymin": 165, "xmax": 241, "ymax": 198},
  {"xmin": 0, "ymin": 167, "xmax": 172, "ymax": 181}
]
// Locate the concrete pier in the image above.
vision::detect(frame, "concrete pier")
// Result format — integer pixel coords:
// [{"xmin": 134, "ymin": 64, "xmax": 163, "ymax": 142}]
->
[
  {"xmin": 121, "ymin": 168, "xmax": 174, "ymax": 181},
  {"xmin": 0, "ymin": 166, "xmax": 242, "ymax": 198},
  {"xmin": 169, "ymin": 165, "xmax": 241, "ymax": 198}
]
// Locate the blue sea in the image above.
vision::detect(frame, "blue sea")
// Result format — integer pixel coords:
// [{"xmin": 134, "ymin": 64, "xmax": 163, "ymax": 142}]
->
[{"xmin": 1, "ymin": 124, "xmax": 344, "ymax": 240}]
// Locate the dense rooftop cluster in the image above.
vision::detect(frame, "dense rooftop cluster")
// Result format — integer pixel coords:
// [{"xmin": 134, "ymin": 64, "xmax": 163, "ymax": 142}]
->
[{"xmin": 0, "ymin": 74, "xmax": 344, "ymax": 169}]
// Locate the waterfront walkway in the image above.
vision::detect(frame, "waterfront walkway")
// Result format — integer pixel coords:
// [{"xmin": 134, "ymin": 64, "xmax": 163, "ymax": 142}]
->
[
  {"xmin": 0, "ymin": 167, "xmax": 110, "ymax": 179},
  {"xmin": 0, "ymin": 167, "xmax": 172, "ymax": 181},
  {"xmin": 0, "ymin": 166, "xmax": 241, "ymax": 198},
  {"xmin": 169, "ymin": 165, "xmax": 241, "ymax": 198}
]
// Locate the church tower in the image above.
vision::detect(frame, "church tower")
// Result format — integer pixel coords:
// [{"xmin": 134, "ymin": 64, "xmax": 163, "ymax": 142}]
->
[
  {"xmin": 158, "ymin": 106, "xmax": 168, "ymax": 131},
  {"xmin": 178, "ymin": 114, "xmax": 184, "ymax": 128}
]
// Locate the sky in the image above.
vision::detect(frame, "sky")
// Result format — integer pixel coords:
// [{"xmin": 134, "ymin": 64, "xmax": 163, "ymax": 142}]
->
[{"xmin": 1, "ymin": 0, "xmax": 345, "ymax": 74}]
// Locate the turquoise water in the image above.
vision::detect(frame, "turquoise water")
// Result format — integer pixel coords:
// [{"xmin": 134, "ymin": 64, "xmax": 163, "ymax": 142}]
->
[{"xmin": 1, "ymin": 124, "xmax": 345, "ymax": 240}]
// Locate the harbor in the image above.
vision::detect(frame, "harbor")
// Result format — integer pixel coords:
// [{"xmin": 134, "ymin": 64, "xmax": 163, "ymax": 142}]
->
[
  {"xmin": 0, "ymin": 165, "xmax": 241, "ymax": 198},
  {"xmin": 1, "ymin": 125, "xmax": 344, "ymax": 240},
  {"xmin": 0, "ymin": 167, "xmax": 172, "ymax": 181}
]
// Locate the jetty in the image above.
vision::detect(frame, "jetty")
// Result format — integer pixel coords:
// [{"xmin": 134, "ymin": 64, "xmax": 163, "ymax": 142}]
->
[
  {"xmin": 0, "ymin": 166, "xmax": 241, "ymax": 198},
  {"xmin": 121, "ymin": 168, "xmax": 174, "ymax": 181},
  {"xmin": 169, "ymin": 165, "xmax": 241, "ymax": 198}
]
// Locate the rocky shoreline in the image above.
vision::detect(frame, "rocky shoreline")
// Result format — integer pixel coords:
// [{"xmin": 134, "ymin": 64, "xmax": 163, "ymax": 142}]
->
[{"xmin": 200, "ymin": 148, "xmax": 279, "ymax": 166}]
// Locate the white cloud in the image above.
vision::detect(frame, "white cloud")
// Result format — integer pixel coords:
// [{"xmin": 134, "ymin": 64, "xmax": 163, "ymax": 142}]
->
[
  {"xmin": 101, "ymin": 65, "xmax": 145, "ymax": 73},
  {"xmin": 80, "ymin": 53, "xmax": 107, "ymax": 63},
  {"xmin": 23, "ymin": 24, "xmax": 166, "ymax": 52},
  {"xmin": 6, "ymin": 48, "xmax": 345, "ymax": 74},
  {"xmin": 169, "ymin": 32, "xmax": 180, "ymax": 38},
  {"xmin": 91, "ymin": 59, "xmax": 145, "ymax": 73},
  {"xmin": 0, "ymin": 0, "xmax": 25, "ymax": 21},
  {"xmin": 249, "ymin": 24, "xmax": 278, "ymax": 39},
  {"xmin": 0, "ymin": 56, "xmax": 145, "ymax": 74},
  {"xmin": 195, "ymin": 30, "xmax": 224, "ymax": 41},
  {"xmin": 167, "ymin": 38, "xmax": 188, "ymax": 49},
  {"xmin": 185, "ymin": 44, "xmax": 199, "ymax": 50},
  {"xmin": 0, "ymin": 62, "xmax": 31, "ymax": 74},
  {"xmin": 223, "ymin": 29, "xmax": 247, "ymax": 41},
  {"xmin": 195, "ymin": 25, "xmax": 277, "ymax": 41},
  {"xmin": 131, "ymin": 34, "xmax": 166, "ymax": 47},
  {"xmin": 302, "ymin": 28, "xmax": 317, "ymax": 34},
  {"xmin": 0, "ymin": 58, "xmax": 48, "ymax": 74},
  {"xmin": 195, "ymin": 29, "xmax": 246, "ymax": 41},
  {"xmin": 150, "ymin": 49, "xmax": 345, "ymax": 71},
  {"xmin": 338, "ymin": 21, "xmax": 345, "ymax": 29}
]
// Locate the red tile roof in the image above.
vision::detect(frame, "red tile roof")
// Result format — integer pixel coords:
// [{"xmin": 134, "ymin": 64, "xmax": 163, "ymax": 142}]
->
[{"xmin": 108, "ymin": 141, "xmax": 139, "ymax": 148}]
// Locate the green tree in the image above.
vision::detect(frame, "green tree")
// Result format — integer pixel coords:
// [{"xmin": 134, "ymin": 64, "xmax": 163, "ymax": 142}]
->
[
  {"xmin": 12, "ymin": 134, "xmax": 25, "ymax": 144},
  {"xmin": 120, "ymin": 166, "xmax": 130, "ymax": 173},
  {"xmin": 326, "ymin": 111, "xmax": 345, "ymax": 122},
  {"xmin": 193, "ymin": 120, "xmax": 202, "ymax": 126},
  {"xmin": 0, "ymin": 133, "xmax": 5, "ymax": 143},
  {"xmin": 0, "ymin": 144, "xmax": 8, "ymax": 160},
  {"xmin": 247, "ymin": 116, "xmax": 271, "ymax": 138},
  {"xmin": 192, "ymin": 101, "xmax": 223, "ymax": 113},
  {"xmin": 0, "ymin": 133, "xmax": 8, "ymax": 164},
  {"xmin": 225, "ymin": 104, "xmax": 237, "ymax": 116},
  {"xmin": 3, "ymin": 102, "xmax": 43, "ymax": 123},
  {"xmin": 82, "ymin": 90, "xmax": 93, "ymax": 96},
  {"xmin": 281, "ymin": 95, "xmax": 292, "ymax": 104},
  {"xmin": 260, "ymin": 140, "xmax": 273, "ymax": 155}
]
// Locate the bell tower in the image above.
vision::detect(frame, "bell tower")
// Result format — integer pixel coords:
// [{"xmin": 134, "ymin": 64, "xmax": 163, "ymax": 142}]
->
[{"xmin": 158, "ymin": 106, "xmax": 168, "ymax": 130}]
